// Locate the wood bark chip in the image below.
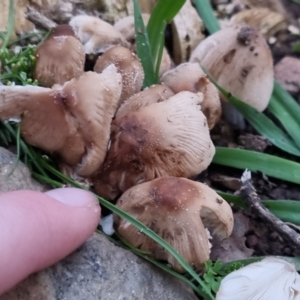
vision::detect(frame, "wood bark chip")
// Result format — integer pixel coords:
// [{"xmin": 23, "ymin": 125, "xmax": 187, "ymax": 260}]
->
[{"xmin": 25, "ymin": 6, "xmax": 57, "ymax": 30}]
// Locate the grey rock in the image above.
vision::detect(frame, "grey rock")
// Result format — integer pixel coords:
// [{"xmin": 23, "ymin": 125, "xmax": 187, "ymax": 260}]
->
[
  {"xmin": 0, "ymin": 147, "xmax": 45, "ymax": 192},
  {"xmin": 0, "ymin": 147, "xmax": 197, "ymax": 299},
  {"xmin": 1, "ymin": 233, "xmax": 198, "ymax": 300}
]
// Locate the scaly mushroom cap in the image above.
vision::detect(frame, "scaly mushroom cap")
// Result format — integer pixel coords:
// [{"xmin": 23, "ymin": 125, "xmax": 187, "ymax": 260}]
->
[
  {"xmin": 0, "ymin": 67, "xmax": 122, "ymax": 177},
  {"xmin": 60, "ymin": 67, "xmax": 122, "ymax": 176},
  {"xmin": 94, "ymin": 46, "xmax": 144, "ymax": 103},
  {"xmin": 115, "ymin": 84, "xmax": 174, "ymax": 119},
  {"xmin": 34, "ymin": 24, "xmax": 85, "ymax": 87},
  {"xmin": 93, "ymin": 91, "xmax": 215, "ymax": 200},
  {"xmin": 161, "ymin": 62, "xmax": 221, "ymax": 129},
  {"xmin": 189, "ymin": 25, "xmax": 274, "ymax": 112},
  {"xmin": 69, "ymin": 15, "xmax": 129, "ymax": 54},
  {"xmin": 114, "ymin": 177, "xmax": 234, "ymax": 272}
]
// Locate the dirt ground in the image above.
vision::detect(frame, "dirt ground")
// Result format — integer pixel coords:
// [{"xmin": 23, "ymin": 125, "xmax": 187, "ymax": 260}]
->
[{"xmin": 203, "ymin": 0, "xmax": 300, "ymax": 258}]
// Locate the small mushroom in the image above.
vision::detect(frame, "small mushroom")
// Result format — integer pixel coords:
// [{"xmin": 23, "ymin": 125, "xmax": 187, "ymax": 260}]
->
[
  {"xmin": 34, "ymin": 24, "xmax": 85, "ymax": 87},
  {"xmin": 93, "ymin": 91, "xmax": 215, "ymax": 200},
  {"xmin": 114, "ymin": 176, "xmax": 234, "ymax": 272},
  {"xmin": 0, "ymin": 66, "xmax": 122, "ymax": 177},
  {"xmin": 94, "ymin": 46, "xmax": 144, "ymax": 103},
  {"xmin": 69, "ymin": 15, "xmax": 129, "ymax": 54},
  {"xmin": 114, "ymin": 14, "xmax": 150, "ymax": 45},
  {"xmin": 189, "ymin": 25, "xmax": 274, "ymax": 112},
  {"xmin": 161, "ymin": 62, "xmax": 221, "ymax": 129},
  {"xmin": 115, "ymin": 84, "xmax": 174, "ymax": 119},
  {"xmin": 114, "ymin": 14, "xmax": 172, "ymax": 76}
]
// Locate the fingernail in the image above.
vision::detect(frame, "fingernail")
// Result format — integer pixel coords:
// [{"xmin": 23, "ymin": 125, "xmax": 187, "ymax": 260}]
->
[{"xmin": 45, "ymin": 187, "xmax": 99, "ymax": 207}]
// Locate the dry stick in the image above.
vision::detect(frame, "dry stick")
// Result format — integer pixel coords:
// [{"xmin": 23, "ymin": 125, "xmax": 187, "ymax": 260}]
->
[
  {"xmin": 240, "ymin": 176, "xmax": 300, "ymax": 249},
  {"xmin": 25, "ymin": 6, "xmax": 57, "ymax": 30}
]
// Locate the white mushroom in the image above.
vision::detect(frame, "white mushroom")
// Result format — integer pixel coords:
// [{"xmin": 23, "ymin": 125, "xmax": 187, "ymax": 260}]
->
[
  {"xmin": 216, "ymin": 257, "xmax": 300, "ymax": 300},
  {"xmin": 69, "ymin": 15, "xmax": 129, "ymax": 54}
]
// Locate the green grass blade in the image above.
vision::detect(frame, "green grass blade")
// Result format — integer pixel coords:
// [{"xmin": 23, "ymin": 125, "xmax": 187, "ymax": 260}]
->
[
  {"xmin": 133, "ymin": 0, "xmax": 156, "ymax": 87},
  {"xmin": 7, "ymin": 121, "xmax": 21, "ymax": 176},
  {"xmin": 1, "ymin": 0, "xmax": 15, "ymax": 50},
  {"xmin": 269, "ymin": 82, "xmax": 300, "ymax": 149},
  {"xmin": 36, "ymin": 157, "xmax": 214, "ymax": 299},
  {"xmin": 194, "ymin": 0, "xmax": 220, "ymax": 34},
  {"xmin": 263, "ymin": 200, "xmax": 300, "ymax": 225},
  {"xmin": 147, "ymin": 0, "xmax": 185, "ymax": 79},
  {"xmin": 218, "ymin": 191, "xmax": 300, "ymax": 225},
  {"xmin": 221, "ymin": 256, "xmax": 300, "ymax": 271},
  {"xmin": 213, "ymin": 147, "xmax": 300, "ymax": 185},
  {"xmin": 205, "ymin": 70, "xmax": 300, "ymax": 156}
]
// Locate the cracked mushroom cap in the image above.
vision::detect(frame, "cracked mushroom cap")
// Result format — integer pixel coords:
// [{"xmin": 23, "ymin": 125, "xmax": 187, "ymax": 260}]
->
[
  {"xmin": 189, "ymin": 25, "xmax": 274, "ymax": 112},
  {"xmin": 93, "ymin": 91, "xmax": 215, "ymax": 200},
  {"xmin": 114, "ymin": 176, "xmax": 234, "ymax": 272},
  {"xmin": 115, "ymin": 84, "xmax": 174, "ymax": 119},
  {"xmin": 94, "ymin": 46, "xmax": 144, "ymax": 104},
  {"xmin": 69, "ymin": 15, "xmax": 129, "ymax": 54},
  {"xmin": 34, "ymin": 24, "xmax": 85, "ymax": 87},
  {"xmin": 0, "ymin": 66, "xmax": 122, "ymax": 177},
  {"xmin": 161, "ymin": 62, "xmax": 221, "ymax": 129}
]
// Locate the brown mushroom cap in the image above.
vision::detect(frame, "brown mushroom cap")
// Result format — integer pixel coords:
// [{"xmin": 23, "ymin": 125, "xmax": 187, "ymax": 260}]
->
[
  {"xmin": 93, "ymin": 91, "xmax": 215, "ymax": 200},
  {"xmin": 189, "ymin": 25, "xmax": 274, "ymax": 112},
  {"xmin": 161, "ymin": 62, "xmax": 221, "ymax": 129},
  {"xmin": 0, "ymin": 67, "xmax": 122, "ymax": 177},
  {"xmin": 59, "ymin": 67, "xmax": 122, "ymax": 176},
  {"xmin": 114, "ymin": 176, "xmax": 234, "ymax": 272},
  {"xmin": 69, "ymin": 15, "xmax": 129, "ymax": 54},
  {"xmin": 34, "ymin": 24, "xmax": 85, "ymax": 87},
  {"xmin": 0, "ymin": 84, "xmax": 84, "ymax": 166},
  {"xmin": 94, "ymin": 46, "xmax": 144, "ymax": 104},
  {"xmin": 115, "ymin": 84, "xmax": 174, "ymax": 119}
]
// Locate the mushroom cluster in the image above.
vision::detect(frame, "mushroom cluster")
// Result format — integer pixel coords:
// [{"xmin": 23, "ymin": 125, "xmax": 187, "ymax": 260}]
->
[{"xmin": 0, "ymin": 13, "xmax": 275, "ymax": 271}]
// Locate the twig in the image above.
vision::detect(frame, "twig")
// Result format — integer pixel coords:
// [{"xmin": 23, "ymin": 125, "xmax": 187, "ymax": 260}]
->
[
  {"xmin": 240, "ymin": 170, "xmax": 300, "ymax": 248},
  {"xmin": 25, "ymin": 6, "xmax": 57, "ymax": 30}
]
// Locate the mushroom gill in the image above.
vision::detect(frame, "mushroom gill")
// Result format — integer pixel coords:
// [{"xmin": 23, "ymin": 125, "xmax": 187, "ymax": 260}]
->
[
  {"xmin": 93, "ymin": 91, "xmax": 215, "ymax": 200},
  {"xmin": 161, "ymin": 62, "xmax": 221, "ymax": 129},
  {"xmin": 60, "ymin": 66, "xmax": 122, "ymax": 176},
  {"xmin": 114, "ymin": 176, "xmax": 234, "ymax": 272},
  {"xmin": 115, "ymin": 84, "xmax": 174, "ymax": 119}
]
